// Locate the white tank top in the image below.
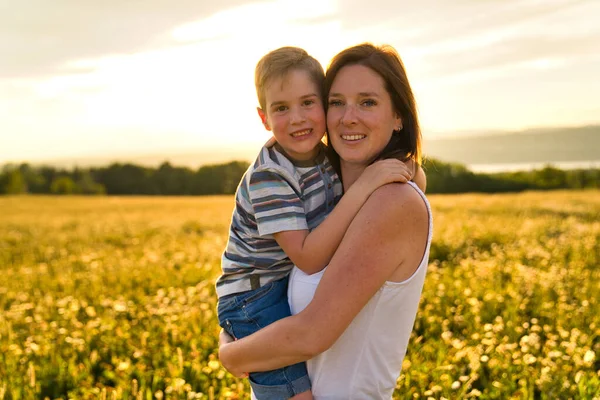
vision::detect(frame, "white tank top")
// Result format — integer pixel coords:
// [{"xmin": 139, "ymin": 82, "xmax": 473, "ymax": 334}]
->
[{"xmin": 288, "ymin": 182, "xmax": 433, "ymax": 399}]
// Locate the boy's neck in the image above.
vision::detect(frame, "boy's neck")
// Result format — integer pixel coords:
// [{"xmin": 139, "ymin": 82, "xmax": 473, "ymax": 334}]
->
[{"xmin": 274, "ymin": 143, "xmax": 324, "ymax": 166}]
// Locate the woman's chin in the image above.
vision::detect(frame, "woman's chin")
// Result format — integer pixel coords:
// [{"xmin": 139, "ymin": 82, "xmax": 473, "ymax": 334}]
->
[
  {"xmin": 339, "ymin": 157, "xmax": 369, "ymax": 168},
  {"xmin": 336, "ymin": 149, "xmax": 373, "ymax": 166}
]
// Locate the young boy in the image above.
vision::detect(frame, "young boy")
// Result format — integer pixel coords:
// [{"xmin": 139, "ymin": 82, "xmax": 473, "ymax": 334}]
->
[{"xmin": 216, "ymin": 47, "xmax": 415, "ymax": 399}]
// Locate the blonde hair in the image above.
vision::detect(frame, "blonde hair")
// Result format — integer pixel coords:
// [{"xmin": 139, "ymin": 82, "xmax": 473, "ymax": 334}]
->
[{"xmin": 255, "ymin": 47, "xmax": 325, "ymax": 110}]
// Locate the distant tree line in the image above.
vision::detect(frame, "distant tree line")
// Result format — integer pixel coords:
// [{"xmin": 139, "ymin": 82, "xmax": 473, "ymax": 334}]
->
[
  {"xmin": 0, "ymin": 161, "xmax": 249, "ymax": 195},
  {"xmin": 423, "ymin": 159, "xmax": 600, "ymax": 193},
  {"xmin": 1, "ymin": 158, "xmax": 598, "ymax": 195}
]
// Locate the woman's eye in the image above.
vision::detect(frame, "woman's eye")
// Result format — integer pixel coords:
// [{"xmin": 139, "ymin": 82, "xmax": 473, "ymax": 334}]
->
[
  {"xmin": 328, "ymin": 99, "xmax": 342, "ymax": 107},
  {"xmin": 362, "ymin": 99, "xmax": 377, "ymax": 107}
]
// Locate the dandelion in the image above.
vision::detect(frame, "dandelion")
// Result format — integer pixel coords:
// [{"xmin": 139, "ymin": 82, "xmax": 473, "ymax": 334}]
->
[
  {"xmin": 548, "ymin": 350, "xmax": 563, "ymax": 359},
  {"xmin": 85, "ymin": 306, "xmax": 97, "ymax": 317},
  {"xmin": 583, "ymin": 350, "xmax": 595, "ymax": 365},
  {"xmin": 524, "ymin": 354, "xmax": 537, "ymax": 365},
  {"xmin": 113, "ymin": 301, "xmax": 127, "ymax": 312},
  {"xmin": 117, "ymin": 361, "xmax": 130, "ymax": 371}
]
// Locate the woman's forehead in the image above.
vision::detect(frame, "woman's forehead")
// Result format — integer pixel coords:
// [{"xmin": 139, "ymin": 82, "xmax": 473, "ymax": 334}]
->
[{"xmin": 329, "ymin": 65, "xmax": 386, "ymax": 94}]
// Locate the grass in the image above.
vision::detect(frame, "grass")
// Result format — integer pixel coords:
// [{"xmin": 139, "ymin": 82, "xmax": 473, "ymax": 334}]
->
[{"xmin": 1, "ymin": 191, "xmax": 599, "ymax": 399}]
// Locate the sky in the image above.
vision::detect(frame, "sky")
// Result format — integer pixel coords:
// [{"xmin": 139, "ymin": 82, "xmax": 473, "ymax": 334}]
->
[{"xmin": 1, "ymin": 0, "xmax": 599, "ymax": 165}]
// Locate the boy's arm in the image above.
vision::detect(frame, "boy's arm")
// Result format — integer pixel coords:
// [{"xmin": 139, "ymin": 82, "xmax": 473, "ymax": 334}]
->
[
  {"xmin": 274, "ymin": 159, "xmax": 413, "ymax": 274},
  {"xmin": 273, "ymin": 185, "xmax": 369, "ymax": 274},
  {"xmin": 401, "ymin": 158, "xmax": 426, "ymax": 193},
  {"xmin": 412, "ymin": 164, "xmax": 427, "ymax": 192}
]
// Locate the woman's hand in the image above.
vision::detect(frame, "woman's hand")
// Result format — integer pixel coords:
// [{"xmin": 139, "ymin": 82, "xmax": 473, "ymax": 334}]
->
[{"xmin": 219, "ymin": 329, "xmax": 249, "ymax": 378}]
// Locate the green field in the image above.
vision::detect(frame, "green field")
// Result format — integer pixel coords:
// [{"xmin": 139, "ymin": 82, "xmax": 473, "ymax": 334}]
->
[{"xmin": 1, "ymin": 192, "xmax": 599, "ymax": 399}]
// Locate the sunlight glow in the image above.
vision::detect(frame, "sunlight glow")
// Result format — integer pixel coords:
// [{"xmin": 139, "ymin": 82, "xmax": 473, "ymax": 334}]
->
[
  {"xmin": 172, "ymin": 0, "xmax": 338, "ymax": 43},
  {"xmin": 25, "ymin": 0, "xmax": 347, "ymax": 158},
  {"xmin": 1, "ymin": 0, "xmax": 598, "ymax": 163}
]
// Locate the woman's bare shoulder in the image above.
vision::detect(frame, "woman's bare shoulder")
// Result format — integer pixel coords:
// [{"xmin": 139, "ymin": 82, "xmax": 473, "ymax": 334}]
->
[
  {"xmin": 366, "ymin": 182, "xmax": 427, "ymax": 220},
  {"xmin": 364, "ymin": 184, "xmax": 429, "ymax": 282}
]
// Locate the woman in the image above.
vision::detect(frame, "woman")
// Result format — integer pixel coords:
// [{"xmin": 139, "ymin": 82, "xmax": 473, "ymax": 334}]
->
[{"xmin": 220, "ymin": 43, "xmax": 432, "ymax": 399}]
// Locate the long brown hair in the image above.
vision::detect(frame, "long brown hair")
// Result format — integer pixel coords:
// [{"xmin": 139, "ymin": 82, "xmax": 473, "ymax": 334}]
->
[{"xmin": 324, "ymin": 43, "xmax": 422, "ymax": 175}]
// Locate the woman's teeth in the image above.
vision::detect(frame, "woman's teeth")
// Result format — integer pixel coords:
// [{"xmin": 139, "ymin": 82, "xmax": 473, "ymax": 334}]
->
[
  {"xmin": 341, "ymin": 134, "xmax": 366, "ymax": 141},
  {"xmin": 291, "ymin": 129, "xmax": 311, "ymax": 137}
]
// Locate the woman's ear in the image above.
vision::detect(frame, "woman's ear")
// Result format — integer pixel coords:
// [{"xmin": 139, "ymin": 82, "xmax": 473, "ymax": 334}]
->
[
  {"xmin": 257, "ymin": 107, "xmax": 272, "ymax": 131},
  {"xmin": 394, "ymin": 114, "xmax": 403, "ymax": 131}
]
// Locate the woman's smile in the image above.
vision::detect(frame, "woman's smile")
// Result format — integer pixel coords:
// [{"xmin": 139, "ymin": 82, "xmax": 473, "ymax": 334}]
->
[{"xmin": 340, "ymin": 133, "xmax": 366, "ymax": 142}]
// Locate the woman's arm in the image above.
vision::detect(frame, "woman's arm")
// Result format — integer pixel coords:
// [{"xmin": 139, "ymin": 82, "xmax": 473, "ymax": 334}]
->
[{"xmin": 219, "ymin": 183, "xmax": 428, "ymax": 374}]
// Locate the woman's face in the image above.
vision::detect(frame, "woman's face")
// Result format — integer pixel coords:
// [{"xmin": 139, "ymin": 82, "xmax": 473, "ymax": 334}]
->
[{"xmin": 327, "ymin": 64, "xmax": 402, "ymax": 168}]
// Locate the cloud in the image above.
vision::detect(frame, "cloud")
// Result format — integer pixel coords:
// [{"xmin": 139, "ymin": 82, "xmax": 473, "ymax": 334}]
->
[
  {"xmin": 171, "ymin": 0, "xmax": 337, "ymax": 43},
  {"xmin": 371, "ymin": 0, "xmax": 600, "ymax": 83},
  {"xmin": 1, "ymin": 0, "xmax": 599, "ymax": 161},
  {"xmin": 397, "ymin": 0, "xmax": 591, "ymax": 46},
  {"xmin": 0, "ymin": 0, "xmax": 255, "ymax": 79},
  {"xmin": 419, "ymin": 33, "xmax": 598, "ymax": 80}
]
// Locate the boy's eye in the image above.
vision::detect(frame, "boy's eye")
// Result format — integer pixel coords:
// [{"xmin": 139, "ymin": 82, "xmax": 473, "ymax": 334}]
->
[
  {"xmin": 275, "ymin": 105, "xmax": 288, "ymax": 112},
  {"xmin": 303, "ymin": 99, "xmax": 315, "ymax": 106},
  {"xmin": 362, "ymin": 99, "xmax": 377, "ymax": 107}
]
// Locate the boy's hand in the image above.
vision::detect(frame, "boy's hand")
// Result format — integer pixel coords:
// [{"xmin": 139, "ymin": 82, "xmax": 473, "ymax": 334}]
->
[
  {"xmin": 219, "ymin": 329, "xmax": 249, "ymax": 378},
  {"xmin": 355, "ymin": 159, "xmax": 413, "ymax": 196}
]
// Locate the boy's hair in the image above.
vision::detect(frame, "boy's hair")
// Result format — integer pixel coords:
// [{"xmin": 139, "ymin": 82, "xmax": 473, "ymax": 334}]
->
[{"xmin": 255, "ymin": 47, "xmax": 325, "ymax": 111}]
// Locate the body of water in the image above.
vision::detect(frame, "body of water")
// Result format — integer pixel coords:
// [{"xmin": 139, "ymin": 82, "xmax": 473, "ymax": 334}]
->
[{"xmin": 468, "ymin": 160, "xmax": 600, "ymax": 173}]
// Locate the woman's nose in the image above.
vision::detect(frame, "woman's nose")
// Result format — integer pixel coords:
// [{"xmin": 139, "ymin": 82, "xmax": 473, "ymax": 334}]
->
[{"xmin": 341, "ymin": 104, "xmax": 358, "ymax": 126}]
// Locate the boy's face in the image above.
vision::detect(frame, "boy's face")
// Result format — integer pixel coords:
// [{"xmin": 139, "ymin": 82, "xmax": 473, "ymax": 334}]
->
[{"xmin": 258, "ymin": 69, "xmax": 326, "ymax": 161}]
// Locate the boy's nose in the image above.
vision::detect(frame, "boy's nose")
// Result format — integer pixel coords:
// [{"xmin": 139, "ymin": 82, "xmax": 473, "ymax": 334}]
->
[{"xmin": 289, "ymin": 108, "xmax": 306, "ymax": 124}]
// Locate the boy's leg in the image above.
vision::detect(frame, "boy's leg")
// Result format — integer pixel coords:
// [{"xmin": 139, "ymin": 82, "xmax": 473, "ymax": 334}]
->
[{"xmin": 217, "ymin": 277, "xmax": 312, "ymax": 399}]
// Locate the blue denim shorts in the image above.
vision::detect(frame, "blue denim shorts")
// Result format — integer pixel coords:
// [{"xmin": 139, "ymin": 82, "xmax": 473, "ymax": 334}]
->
[{"xmin": 218, "ymin": 276, "xmax": 311, "ymax": 399}]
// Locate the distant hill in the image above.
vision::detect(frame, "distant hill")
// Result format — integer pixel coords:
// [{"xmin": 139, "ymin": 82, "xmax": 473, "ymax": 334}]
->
[
  {"xmin": 8, "ymin": 125, "xmax": 599, "ymax": 172},
  {"xmin": 423, "ymin": 125, "xmax": 600, "ymax": 166}
]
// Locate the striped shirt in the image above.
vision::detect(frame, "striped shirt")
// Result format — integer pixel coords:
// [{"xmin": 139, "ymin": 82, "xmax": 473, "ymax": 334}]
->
[{"xmin": 216, "ymin": 142, "xmax": 343, "ymax": 298}]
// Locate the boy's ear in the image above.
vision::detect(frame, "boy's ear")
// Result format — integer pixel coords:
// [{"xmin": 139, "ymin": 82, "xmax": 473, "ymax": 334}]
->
[{"xmin": 257, "ymin": 107, "xmax": 271, "ymax": 131}]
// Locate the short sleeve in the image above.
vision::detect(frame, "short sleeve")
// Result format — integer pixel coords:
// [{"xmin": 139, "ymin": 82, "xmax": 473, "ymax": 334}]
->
[{"xmin": 248, "ymin": 165, "xmax": 308, "ymax": 236}]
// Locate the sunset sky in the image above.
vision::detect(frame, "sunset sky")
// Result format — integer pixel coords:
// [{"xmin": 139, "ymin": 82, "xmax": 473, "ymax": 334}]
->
[{"xmin": 1, "ymin": 0, "xmax": 599, "ymax": 165}]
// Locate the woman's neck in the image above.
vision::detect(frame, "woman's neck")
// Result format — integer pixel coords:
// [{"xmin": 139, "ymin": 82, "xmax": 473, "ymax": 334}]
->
[{"xmin": 340, "ymin": 162, "xmax": 367, "ymax": 192}]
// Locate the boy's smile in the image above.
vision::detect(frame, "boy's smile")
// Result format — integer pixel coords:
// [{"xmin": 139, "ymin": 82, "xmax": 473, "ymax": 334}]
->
[{"xmin": 258, "ymin": 69, "xmax": 326, "ymax": 162}]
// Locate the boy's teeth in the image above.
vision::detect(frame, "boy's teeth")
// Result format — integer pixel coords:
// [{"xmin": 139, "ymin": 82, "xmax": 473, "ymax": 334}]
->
[
  {"xmin": 291, "ymin": 129, "xmax": 311, "ymax": 137},
  {"xmin": 342, "ymin": 134, "xmax": 366, "ymax": 141}
]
